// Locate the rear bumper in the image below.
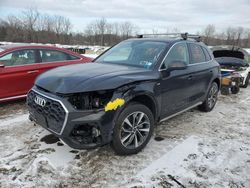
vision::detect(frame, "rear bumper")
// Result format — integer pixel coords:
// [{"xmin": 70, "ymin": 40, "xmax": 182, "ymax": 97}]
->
[{"xmin": 27, "ymin": 88, "xmax": 117, "ymax": 149}]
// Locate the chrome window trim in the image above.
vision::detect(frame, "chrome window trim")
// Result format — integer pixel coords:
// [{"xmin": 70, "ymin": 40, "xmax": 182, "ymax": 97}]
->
[
  {"xmin": 1, "ymin": 58, "xmax": 82, "ymax": 68},
  {"xmin": 159, "ymin": 41, "xmax": 213, "ymax": 71},
  {"xmin": 31, "ymin": 88, "xmax": 69, "ymax": 135},
  {"xmin": 0, "ymin": 94, "xmax": 27, "ymax": 102},
  {"xmin": 188, "ymin": 59, "xmax": 213, "ymax": 66}
]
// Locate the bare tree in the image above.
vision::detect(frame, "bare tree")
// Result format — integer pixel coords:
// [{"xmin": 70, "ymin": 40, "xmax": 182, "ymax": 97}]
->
[
  {"xmin": 235, "ymin": 27, "xmax": 244, "ymax": 47},
  {"xmin": 4, "ymin": 15, "xmax": 24, "ymax": 42},
  {"xmin": 95, "ymin": 18, "xmax": 107, "ymax": 46},
  {"xmin": 203, "ymin": 24, "xmax": 215, "ymax": 45},
  {"xmin": 21, "ymin": 8, "xmax": 40, "ymax": 42},
  {"xmin": 120, "ymin": 21, "xmax": 135, "ymax": 40},
  {"xmin": 226, "ymin": 27, "xmax": 237, "ymax": 45}
]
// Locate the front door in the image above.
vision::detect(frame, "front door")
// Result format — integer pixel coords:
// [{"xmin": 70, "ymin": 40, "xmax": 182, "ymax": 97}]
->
[
  {"xmin": 159, "ymin": 42, "xmax": 193, "ymax": 118},
  {"xmin": 0, "ymin": 49, "xmax": 40, "ymax": 100}
]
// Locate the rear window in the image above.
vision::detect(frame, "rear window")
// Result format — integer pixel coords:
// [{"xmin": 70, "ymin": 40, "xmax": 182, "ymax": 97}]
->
[
  {"xmin": 189, "ymin": 43, "xmax": 206, "ymax": 64},
  {"xmin": 202, "ymin": 47, "xmax": 212, "ymax": 61},
  {"xmin": 39, "ymin": 49, "xmax": 79, "ymax": 63}
]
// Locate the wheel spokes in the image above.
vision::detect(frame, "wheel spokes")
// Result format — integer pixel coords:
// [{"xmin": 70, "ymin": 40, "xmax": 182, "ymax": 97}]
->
[
  {"xmin": 137, "ymin": 112, "xmax": 144, "ymax": 125},
  {"xmin": 208, "ymin": 84, "xmax": 218, "ymax": 108},
  {"xmin": 120, "ymin": 111, "xmax": 151, "ymax": 149},
  {"xmin": 124, "ymin": 134, "xmax": 135, "ymax": 147},
  {"xmin": 138, "ymin": 128, "xmax": 150, "ymax": 132},
  {"xmin": 134, "ymin": 133, "xmax": 138, "ymax": 148},
  {"xmin": 121, "ymin": 133, "xmax": 132, "ymax": 144},
  {"xmin": 122, "ymin": 127, "xmax": 132, "ymax": 133},
  {"xmin": 124, "ymin": 117, "xmax": 133, "ymax": 128}
]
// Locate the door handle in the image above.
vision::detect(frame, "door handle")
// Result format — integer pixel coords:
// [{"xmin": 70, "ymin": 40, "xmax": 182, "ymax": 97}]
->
[
  {"xmin": 187, "ymin": 75, "xmax": 193, "ymax": 80},
  {"xmin": 27, "ymin": 70, "xmax": 39, "ymax": 74}
]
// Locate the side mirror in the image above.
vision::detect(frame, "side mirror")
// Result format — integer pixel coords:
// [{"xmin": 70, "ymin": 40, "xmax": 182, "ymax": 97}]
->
[
  {"xmin": 0, "ymin": 61, "xmax": 4, "ymax": 68},
  {"xmin": 167, "ymin": 60, "xmax": 187, "ymax": 71}
]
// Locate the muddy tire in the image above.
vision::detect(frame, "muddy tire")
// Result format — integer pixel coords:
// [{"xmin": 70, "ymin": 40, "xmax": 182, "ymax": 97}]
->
[
  {"xmin": 111, "ymin": 103, "xmax": 154, "ymax": 155},
  {"xmin": 199, "ymin": 82, "xmax": 219, "ymax": 112},
  {"xmin": 231, "ymin": 86, "xmax": 240, "ymax": 94},
  {"xmin": 241, "ymin": 73, "xmax": 250, "ymax": 88}
]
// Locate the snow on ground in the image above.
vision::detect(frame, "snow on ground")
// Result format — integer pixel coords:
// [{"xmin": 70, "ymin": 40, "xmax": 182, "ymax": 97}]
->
[
  {"xmin": 82, "ymin": 54, "xmax": 99, "ymax": 59},
  {"xmin": 0, "ymin": 88, "xmax": 250, "ymax": 188}
]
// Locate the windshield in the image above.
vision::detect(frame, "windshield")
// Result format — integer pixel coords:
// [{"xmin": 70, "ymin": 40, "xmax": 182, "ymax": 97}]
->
[{"xmin": 94, "ymin": 40, "xmax": 167, "ymax": 69}]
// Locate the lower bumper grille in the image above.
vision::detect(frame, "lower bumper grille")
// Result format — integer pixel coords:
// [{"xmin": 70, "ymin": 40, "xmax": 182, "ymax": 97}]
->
[{"xmin": 27, "ymin": 90, "xmax": 67, "ymax": 134}]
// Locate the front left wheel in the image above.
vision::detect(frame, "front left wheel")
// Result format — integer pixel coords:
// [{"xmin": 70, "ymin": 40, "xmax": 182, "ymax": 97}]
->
[{"xmin": 111, "ymin": 103, "xmax": 154, "ymax": 155}]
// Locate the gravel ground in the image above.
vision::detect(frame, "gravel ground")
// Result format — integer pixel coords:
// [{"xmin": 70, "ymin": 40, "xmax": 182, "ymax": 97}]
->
[{"xmin": 0, "ymin": 87, "xmax": 249, "ymax": 188}]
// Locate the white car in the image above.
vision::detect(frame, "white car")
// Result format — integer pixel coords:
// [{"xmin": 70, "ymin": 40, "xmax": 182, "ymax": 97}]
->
[{"xmin": 211, "ymin": 46, "xmax": 250, "ymax": 88}]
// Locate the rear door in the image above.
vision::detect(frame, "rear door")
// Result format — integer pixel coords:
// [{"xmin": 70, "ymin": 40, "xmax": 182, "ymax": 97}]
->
[
  {"xmin": 0, "ymin": 49, "xmax": 40, "ymax": 100},
  {"xmin": 37, "ymin": 49, "xmax": 82, "ymax": 75},
  {"xmin": 187, "ymin": 43, "xmax": 213, "ymax": 104}
]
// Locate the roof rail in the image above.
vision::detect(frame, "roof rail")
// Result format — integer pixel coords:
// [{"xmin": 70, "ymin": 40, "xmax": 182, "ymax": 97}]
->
[{"xmin": 137, "ymin": 32, "xmax": 201, "ymax": 42}]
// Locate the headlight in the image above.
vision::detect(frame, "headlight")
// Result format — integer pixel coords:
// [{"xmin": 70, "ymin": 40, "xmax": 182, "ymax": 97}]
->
[
  {"xmin": 67, "ymin": 91, "xmax": 113, "ymax": 110},
  {"xmin": 92, "ymin": 97, "xmax": 100, "ymax": 108}
]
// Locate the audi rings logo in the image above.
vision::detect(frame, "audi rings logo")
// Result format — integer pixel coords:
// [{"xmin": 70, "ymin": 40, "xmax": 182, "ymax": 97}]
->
[{"xmin": 34, "ymin": 95, "xmax": 47, "ymax": 107}]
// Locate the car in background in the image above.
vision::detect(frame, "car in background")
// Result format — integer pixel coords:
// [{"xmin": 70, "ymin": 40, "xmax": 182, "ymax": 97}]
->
[
  {"xmin": 211, "ymin": 46, "xmax": 250, "ymax": 88},
  {"xmin": 0, "ymin": 44, "xmax": 92, "ymax": 102}
]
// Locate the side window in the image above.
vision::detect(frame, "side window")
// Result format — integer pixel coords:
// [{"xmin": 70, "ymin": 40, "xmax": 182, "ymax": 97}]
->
[
  {"xmin": 68, "ymin": 54, "xmax": 80, "ymax": 60},
  {"xmin": 0, "ymin": 49, "xmax": 36, "ymax": 66},
  {"xmin": 189, "ymin": 44, "xmax": 206, "ymax": 64},
  {"xmin": 162, "ymin": 43, "xmax": 189, "ymax": 69},
  {"xmin": 40, "ymin": 49, "xmax": 69, "ymax": 63},
  {"xmin": 202, "ymin": 47, "xmax": 212, "ymax": 61}
]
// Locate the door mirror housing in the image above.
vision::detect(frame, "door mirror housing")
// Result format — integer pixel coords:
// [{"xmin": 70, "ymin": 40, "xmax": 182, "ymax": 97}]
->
[
  {"xmin": 0, "ymin": 61, "xmax": 5, "ymax": 68},
  {"xmin": 167, "ymin": 60, "xmax": 187, "ymax": 71}
]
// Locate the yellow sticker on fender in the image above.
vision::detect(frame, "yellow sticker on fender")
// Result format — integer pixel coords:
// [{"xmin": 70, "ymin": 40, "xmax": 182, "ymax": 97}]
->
[{"xmin": 105, "ymin": 98, "xmax": 125, "ymax": 112}]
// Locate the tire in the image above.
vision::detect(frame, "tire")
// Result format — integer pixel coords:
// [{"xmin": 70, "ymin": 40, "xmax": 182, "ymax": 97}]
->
[
  {"xmin": 231, "ymin": 86, "xmax": 240, "ymax": 94},
  {"xmin": 241, "ymin": 73, "xmax": 250, "ymax": 88},
  {"xmin": 111, "ymin": 103, "xmax": 154, "ymax": 155},
  {"xmin": 199, "ymin": 82, "xmax": 219, "ymax": 112}
]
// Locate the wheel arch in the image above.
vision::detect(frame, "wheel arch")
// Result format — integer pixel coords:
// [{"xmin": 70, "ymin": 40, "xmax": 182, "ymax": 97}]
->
[
  {"xmin": 128, "ymin": 93, "xmax": 158, "ymax": 122},
  {"xmin": 213, "ymin": 77, "xmax": 221, "ymax": 88}
]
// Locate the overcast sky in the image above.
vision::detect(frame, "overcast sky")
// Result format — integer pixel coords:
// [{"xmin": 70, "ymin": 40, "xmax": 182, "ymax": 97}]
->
[{"xmin": 0, "ymin": 0, "xmax": 250, "ymax": 33}]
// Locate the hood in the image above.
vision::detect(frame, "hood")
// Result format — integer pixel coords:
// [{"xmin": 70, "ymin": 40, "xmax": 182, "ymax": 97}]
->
[
  {"xmin": 35, "ymin": 63, "xmax": 158, "ymax": 94},
  {"xmin": 211, "ymin": 46, "xmax": 250, "ymax": 62},
  {"xmin": 215, "ymin": 57, "xmax": 248, "ymax": 67},
  {"xmin": 213, "ymin": 50, "xmax": 245, "ymax": 59}
]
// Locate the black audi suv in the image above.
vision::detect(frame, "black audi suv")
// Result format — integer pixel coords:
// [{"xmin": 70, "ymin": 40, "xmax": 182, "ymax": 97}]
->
[{"xmin": 27, "ymin": 33, "xmax": 220, "ymax": 155}]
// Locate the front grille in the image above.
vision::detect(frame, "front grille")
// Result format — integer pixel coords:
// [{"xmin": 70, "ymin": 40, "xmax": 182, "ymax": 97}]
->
[{"xmin": 27, "ymin": 90, "xmax": 66, "ymax": 134}]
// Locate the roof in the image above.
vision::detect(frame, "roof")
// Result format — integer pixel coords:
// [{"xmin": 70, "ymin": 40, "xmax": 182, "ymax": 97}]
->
[
  {"xmin": 127, "ymin": 38, "xmax": 186, "ymax": 43},
  {"xmin": 0, "ymin": 43, "xmax": 57, "ymax": 50}
]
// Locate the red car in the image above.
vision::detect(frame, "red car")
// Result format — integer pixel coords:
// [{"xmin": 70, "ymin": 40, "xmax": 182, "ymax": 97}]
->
[{"xmin": 0, "ymin": 44, "xmax": 92, "ymax": 102}]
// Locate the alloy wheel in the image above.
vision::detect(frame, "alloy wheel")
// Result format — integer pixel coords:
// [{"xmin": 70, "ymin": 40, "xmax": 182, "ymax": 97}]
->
[
  {"xmin": 207, "ymin": 83, "xmax": 218, "ymax": 109},
  {"xmin": 120, "ymin": 111, "xmax": 150, "ymax": 149}
]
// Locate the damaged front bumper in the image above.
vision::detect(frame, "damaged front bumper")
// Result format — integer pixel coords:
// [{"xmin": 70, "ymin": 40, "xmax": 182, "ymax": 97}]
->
[{"xmin": 27, "ymin": 88, "xmax": 121, "ymax": 149}]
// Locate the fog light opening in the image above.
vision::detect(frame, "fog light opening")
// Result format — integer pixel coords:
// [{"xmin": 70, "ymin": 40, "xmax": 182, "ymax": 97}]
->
[{"xmin": 71, "ymin": 124, "xmax": 102, "ymax": 146}]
